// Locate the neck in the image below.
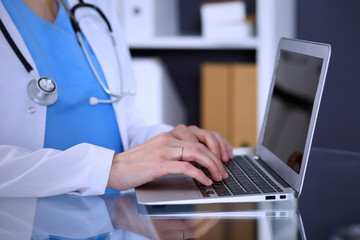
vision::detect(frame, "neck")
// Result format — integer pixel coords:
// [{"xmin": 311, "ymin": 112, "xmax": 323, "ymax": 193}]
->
[{"xmin": 22, "ymin": 0, "xmax": 59, "ymax": 23}]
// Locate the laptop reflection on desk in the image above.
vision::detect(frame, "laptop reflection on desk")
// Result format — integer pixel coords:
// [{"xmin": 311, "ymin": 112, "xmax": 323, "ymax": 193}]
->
[{"xmin": 137, "ymin": 200, "xmax": 307, "ymax": 240}]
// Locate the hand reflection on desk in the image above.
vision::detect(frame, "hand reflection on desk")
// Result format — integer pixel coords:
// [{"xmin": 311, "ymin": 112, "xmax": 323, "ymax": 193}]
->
[
  {"xmin": 151, "ymin": 218, "xmax": 219, "ymax": 240},
  {"xmin": 0, "ymin": 193, "xmax": 218, "ymax": 240},
  {"xmin": 112, "ymin": 193, "xmax": 218, "ymax": 239}
]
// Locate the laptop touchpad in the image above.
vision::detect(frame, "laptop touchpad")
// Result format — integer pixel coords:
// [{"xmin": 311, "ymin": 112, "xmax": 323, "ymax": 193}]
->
[{"xmin": 145, "ymin": 174, "xmax": 189, "ymax": 188}]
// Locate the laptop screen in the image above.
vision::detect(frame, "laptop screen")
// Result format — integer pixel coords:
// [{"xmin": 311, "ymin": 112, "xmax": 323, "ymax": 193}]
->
[{"xmin": 262, "ymin": 50, "xmax": 323, "ymax": 173}]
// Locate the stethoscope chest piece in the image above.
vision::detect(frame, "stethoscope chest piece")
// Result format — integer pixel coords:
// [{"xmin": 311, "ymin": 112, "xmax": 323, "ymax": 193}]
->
[{"xmin": 27, "ymin": 77, "xmax": 58, "ymax": 105}]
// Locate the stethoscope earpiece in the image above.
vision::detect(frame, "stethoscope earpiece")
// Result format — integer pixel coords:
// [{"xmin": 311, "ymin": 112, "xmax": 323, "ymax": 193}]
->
[
  {"xmin": 89, "ymin": 90, "xmax": 136, "ymax": 105},
  {"xmin": 27, "ymin": 77, "xmax": 58, "ymax": 106}
]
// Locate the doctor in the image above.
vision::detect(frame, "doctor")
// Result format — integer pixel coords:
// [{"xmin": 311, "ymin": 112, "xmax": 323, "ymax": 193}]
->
[{"xmin": 0, "ymin": 0, "xmax": 232, "ymax": 197}]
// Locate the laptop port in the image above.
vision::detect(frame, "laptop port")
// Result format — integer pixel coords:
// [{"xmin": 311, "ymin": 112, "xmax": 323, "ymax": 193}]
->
[
  {"xmin": 266, "ymin": 212, "xmax": 276, "ymax": 217},
  {"xmin": 266, "ymin": 196, "xmax": 276, "ymax": 200},
  {"xmin": 280, "ymin": 195, "xmax": 286, "ymax": 199}
]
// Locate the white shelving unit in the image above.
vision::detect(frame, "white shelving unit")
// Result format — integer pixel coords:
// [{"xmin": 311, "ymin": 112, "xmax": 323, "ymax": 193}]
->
[
  {"xmin": 128, "ymin": 36, "xmax": 258, "ymax": 50},
  {"xmin": 124, "ymin": 0, "xmax": 296, "ymax": 133},
  {"xmin": 256, "ymin": 0, "xmax": 296, "ymax": 133}
]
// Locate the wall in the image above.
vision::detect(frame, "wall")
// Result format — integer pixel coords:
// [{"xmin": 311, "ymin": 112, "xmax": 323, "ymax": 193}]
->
[{"xmin": 297, "ymin": 1, "xmax": 360, "ymax": 152}]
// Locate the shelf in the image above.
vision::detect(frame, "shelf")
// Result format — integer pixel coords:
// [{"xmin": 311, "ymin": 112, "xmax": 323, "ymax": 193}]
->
[
  {"xmin": 124, "ymin": 0, "xmax": 296, "ymax": 132},
  {"xmin": 127, "ymin": 36, "xmax": 258, "ymax": 50}
]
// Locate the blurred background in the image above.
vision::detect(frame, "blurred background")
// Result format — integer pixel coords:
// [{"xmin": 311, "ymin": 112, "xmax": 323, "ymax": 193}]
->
[
  {"xmin": 297, "ymin": 0, "xmax": 360, "ymax": 153},
  {"xmin": 118, "ymin": 0, "xmax": 360, "ymax": 153}
]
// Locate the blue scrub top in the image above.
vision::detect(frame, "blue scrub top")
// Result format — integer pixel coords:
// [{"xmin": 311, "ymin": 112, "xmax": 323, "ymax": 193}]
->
[{"xmin": 2, "ymin": 0, "xmax": 123, "ymax": 155}]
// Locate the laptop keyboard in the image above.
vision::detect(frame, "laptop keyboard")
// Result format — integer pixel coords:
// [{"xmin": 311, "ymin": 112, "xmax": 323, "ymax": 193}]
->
[{"xmin": 193, "ymin": 156, "xmax": 283, "ymax": 197}]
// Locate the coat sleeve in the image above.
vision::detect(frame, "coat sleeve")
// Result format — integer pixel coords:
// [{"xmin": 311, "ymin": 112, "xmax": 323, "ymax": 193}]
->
[{"xmin": 0, "ymin": 143, "xmax": 114, "ymax": 197}]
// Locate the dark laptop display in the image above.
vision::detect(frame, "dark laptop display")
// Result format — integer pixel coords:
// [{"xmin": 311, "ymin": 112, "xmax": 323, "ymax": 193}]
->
[{"xmin": 263, "ymin": 50, "xmax": 324, "ymax": 173}]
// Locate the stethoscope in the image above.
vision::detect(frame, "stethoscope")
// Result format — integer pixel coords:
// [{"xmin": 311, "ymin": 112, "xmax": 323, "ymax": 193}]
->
[
  {"xmin": 0, "ymin": 18, "xmax": 58, "ymax": 105},
  {"xmin": 0, "ymin": 0, "xmax": 135, "ymax": 106}
]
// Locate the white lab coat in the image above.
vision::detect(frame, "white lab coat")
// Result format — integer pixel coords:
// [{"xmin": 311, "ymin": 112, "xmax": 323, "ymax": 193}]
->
[{"xmin": 0, "ymin": 0, "xmax": 173, "ymax": 197}]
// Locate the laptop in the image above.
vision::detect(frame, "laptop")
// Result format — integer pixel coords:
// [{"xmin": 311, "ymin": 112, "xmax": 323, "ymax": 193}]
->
[{"xmin": 135, "ymin": 38, "xmax": 331, "ymax": 205}]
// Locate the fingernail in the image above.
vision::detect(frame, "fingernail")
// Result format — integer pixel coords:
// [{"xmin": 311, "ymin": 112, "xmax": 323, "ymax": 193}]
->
[
  {"xmin": 229, "ymin": 150, "xmax": 234, "ymax": 158},
  {"xmin": 222, "ymin": 152, "xmax": 228, "ymax": 161},
  {"xmin": 207, "ymin": 179, "xmax": 213, "ymax": 186},
  {"xmin": 218, "ymin": 171, "xmax": 223, "ymax": 180},
  {"xmin": 221, "ymin": 169, "xmax": 228, "ymax": 178}
]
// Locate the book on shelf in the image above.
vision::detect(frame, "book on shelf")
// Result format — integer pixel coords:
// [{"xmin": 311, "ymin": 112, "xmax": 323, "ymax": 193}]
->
[
  {"xmin": 200, "ymin": 1, "xmax": 255, "ymax": 40},
  {"xmin": 117, "ymin": 0, "xmax": 179, "ymax": 41},
  {"xmin": 200, "ymin": 62, "xmax": 257, "ymax": 147}
]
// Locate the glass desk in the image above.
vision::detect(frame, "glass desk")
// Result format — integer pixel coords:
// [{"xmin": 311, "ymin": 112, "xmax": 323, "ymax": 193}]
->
[{"xmin": 1, "ymin": 147, "xmax": 360, "ymax": 240}]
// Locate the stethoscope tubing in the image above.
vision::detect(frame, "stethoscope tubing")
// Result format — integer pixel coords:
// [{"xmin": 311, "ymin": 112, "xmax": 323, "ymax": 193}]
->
[
  {"xmin": 70, "ymin": 0, "xmax": 134, "ymax": 104},
  {"xmin": 0, "ymin": 18, "xmax": 33, "ymax": 74},
  {"xmin": 70, "ymin": 1, "xmax": 112, "ymax": 33}
]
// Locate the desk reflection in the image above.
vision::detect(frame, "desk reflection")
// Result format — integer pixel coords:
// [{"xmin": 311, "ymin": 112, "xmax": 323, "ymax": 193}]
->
[{"xmin": 0, "ymin": 192, "xmax": 305, "ymax": 240}]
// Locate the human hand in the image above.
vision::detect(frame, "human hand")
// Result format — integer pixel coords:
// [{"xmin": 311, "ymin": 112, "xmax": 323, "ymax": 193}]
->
[
  {"xmin": 151, "ymin": 218, "xmax": 219, "ymax": 240},
  {"xmin": 169, "ymin": 124, "xmax": 234, "ymax": 162},
  {"xmin": 107, "ymin": 132, "xmax": 229, "ymax": 191}
]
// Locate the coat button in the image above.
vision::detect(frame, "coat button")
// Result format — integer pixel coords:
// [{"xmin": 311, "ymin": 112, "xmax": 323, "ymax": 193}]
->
[{"xmin": 28, "ymin": 107, "xmax": 36, "ymax": 114}]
